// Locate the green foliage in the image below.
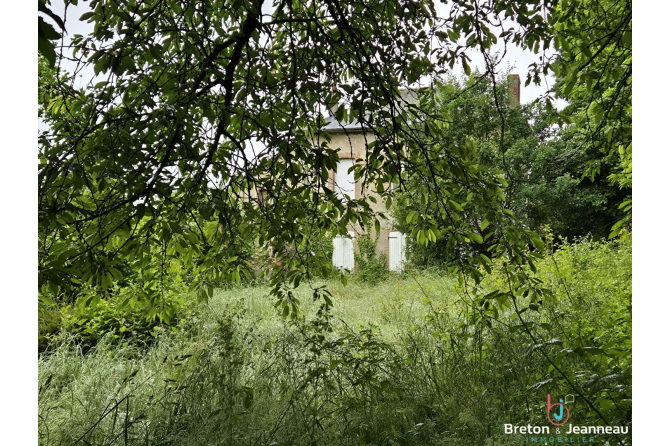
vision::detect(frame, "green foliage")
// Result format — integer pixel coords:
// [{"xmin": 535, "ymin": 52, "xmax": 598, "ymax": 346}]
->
[
  {"xmin": 304, "ymin": 228, "xmax": 337, "ymax": 279},
  {"xmin": 39, "ymin": 239, "xmax": 631, "ymax": 445},
  {"xmin": 38, "ymin": 303, "xmax": 62, "ymax": 353},
  {"xmin": 550, "ymin": 0, "xmax": 632, "ymax": 236},
  {"xmin": 37, "ymin": 2, "xmax": 633, "ymax": 443},
  {"xmin": 37, "ymin": 0, "xmax": 595, "ymax": 319},
  {"xmin": 38, "ymin": 55, "xmax": 58, "ymax": 120},
  {"xmin": 498, "ymin": 98, "xmax": 628, "ymax": 241},
  {"xmin": 38, "ymin": 1, "xmax": 64, "ymax": 67},
  {"xmin": 392, "ymin": 74, "xmax": 539, "ymax": 270},
  {"xmin": 61, "ymin": 290, "xmax": 194, "ymax": 350},
  {"xmin": 36, "ymin": 0, "xmax": 632, "ymax": 341},
  {"xmin": 393, "ymin": 73, "xmax": 628, "ymax": 269},
  {"xmin": 354, "ymin": 233, "xmax": 389, "ymax": 285},
  {"xmin": 38, "ymin": 0, "xmax": 449, "ymax": 313}
]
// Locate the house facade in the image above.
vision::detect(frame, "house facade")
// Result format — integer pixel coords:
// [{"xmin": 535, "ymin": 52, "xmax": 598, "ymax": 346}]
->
[
  {"xmin": 246, "ymin": 78, "xmax": 521, "ymax": 273},
  {"xmin": 321, "ymin": 116, "xmax": 407, "ymax": 272}
]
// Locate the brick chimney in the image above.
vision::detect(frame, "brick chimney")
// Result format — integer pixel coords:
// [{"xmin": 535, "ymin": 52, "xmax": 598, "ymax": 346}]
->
[{"xmin": 508, "ymin": 74, "xmax": 521, "ymax": 107}]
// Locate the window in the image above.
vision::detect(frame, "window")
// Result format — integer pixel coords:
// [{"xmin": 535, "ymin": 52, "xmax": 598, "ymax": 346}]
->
[{"xmin": 334, "ymin": 158, "xmax": 355, "ymax": 200}]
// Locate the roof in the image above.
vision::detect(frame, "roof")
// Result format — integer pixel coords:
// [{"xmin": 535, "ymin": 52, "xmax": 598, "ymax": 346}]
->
[
  {"xmin": 320, "ymin": 88, "xmax": 421, "ymax": 133},
  {"xmin": 321, "ymin": 115, "xmax": 368, "ymax": 132}
]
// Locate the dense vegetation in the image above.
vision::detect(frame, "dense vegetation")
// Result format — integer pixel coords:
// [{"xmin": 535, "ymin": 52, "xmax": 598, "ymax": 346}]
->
[
  {"xmin": 38, "ymin": 1, "xmax": 632, "ymax": 444},
  {"xmin": 393, "ymin": 74, "xmax": 630, "ymax": 268},
  {"xmin": 38, "ymin": 0, "xmax": 631, "ymax": 310},
  {"xmin": 39, "ymin": 238, "xmax": 631, "ymax": 445}
]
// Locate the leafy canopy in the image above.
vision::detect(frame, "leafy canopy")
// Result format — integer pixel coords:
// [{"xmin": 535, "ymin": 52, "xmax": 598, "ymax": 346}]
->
[
  {"xmin": 393, "ymin": 72, "xmax": 628, "ymax": 269},
  {"xmin": 39, "ymin": 0, "xmax": 631, "ymax": 319}
]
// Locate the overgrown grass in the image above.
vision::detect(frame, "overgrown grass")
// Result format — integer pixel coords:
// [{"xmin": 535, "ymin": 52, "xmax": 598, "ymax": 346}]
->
[{"xmin": 38, "ymin": 238, "xmax": 631, "ymax": 446}]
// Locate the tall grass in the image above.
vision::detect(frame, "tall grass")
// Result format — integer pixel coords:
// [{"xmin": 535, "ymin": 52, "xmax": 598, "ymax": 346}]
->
[{"xmin": 38, "ymin": 238, "xmax": 631, "ymax": 445}]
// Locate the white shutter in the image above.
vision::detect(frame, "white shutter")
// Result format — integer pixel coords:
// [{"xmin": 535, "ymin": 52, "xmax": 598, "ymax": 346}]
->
[
  {"xmin": 389, "ymin": 231, "xmax": 406, "ymax": 272},
  {"xmin": 335, "ymin": 159, "xmax": 355, "ymax": 200},
  {"xmin": 332, "ymin": 231, "xmax": 355, "ymax": 271}
]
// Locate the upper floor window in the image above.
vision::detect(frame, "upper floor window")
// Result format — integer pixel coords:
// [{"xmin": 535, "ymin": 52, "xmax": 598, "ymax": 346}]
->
[{"xmin": 335, "ymin": 158, "xmax": 355, "ymax": 200}]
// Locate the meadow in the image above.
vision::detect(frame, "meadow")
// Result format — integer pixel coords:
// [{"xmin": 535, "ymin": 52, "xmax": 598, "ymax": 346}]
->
[{"xmin": 38, "ymin": 238, "xmax": 631, "ymax": 446}]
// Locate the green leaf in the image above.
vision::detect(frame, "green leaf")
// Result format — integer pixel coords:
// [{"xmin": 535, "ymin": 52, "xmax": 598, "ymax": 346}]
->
[
  {"xmin": 470, "ymin": 232, "xmax": 483, "ymax": 244},
  {"xmin": 406, "ymin": 210, "xmax": 417, "ymax": 224},
  {"xmin": 80, "ymin": 11, "xmax": 95, "ymax": 21}
]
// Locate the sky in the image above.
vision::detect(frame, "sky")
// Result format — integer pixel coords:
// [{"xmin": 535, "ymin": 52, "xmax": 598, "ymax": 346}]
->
[
  {"xmin": 431, "ymin": 4, "xmax": 557, "ymax": 105},
  {"xmin": 49, "ymin": 0, "xmax": 557, "ymax": 105}
]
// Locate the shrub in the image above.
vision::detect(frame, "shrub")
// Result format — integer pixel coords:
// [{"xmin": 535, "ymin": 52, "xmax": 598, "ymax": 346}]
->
[
  {"xmin": 354, "ymin": 233, "xmax": 389, "ymax": 285},
  {"xmin": 62, "ymin": 289, "xmax": 194, "ymax": 350}
]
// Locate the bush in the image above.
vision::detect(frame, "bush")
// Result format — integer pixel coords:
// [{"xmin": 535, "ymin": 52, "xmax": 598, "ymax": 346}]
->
[
  {"xmin": 354, "ymin": 233, "xmax": 389, "ymax": 285},
  {"xmin": 61, "ymin": 289, "xmax": 194, "ymax": 351}
]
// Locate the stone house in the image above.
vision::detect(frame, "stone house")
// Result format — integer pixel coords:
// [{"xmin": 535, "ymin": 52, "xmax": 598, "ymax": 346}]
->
[
  {"xmin": 321, "ymin": 75, "xmax": 521, "ymax": 272},
  {"xmin": 320, "ymin": 113, "xmax": 407, "ymax": 272},
  {"xmin": 248, "ymin": 76, "xmax": 521, "ymax": 273}
]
